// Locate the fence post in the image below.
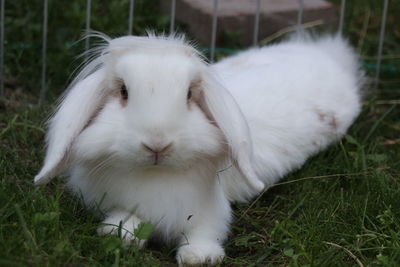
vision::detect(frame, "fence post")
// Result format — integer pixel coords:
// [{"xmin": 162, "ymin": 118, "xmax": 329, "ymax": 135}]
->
[
  {"xmin": 0, "ymin": 0, "xmax": 4, "ymax": 98},
  {"xmin": 85, "ymin": 0, "xmax": 92, "ymax": 63},
  {"xmin": 39, "ymin": 0, "xmax": 48, "ymax": 105},
  {"xmin": 210, "ymin": 0, "xmax": 219, "ymax": 62},
  {"xmin": 338, "ymin": 0, "xmax": 346, "ymax": 34},
  {"xmin": 374, "ymin": 0, "xmax": 389, "ymax": 89},
  {"xmin": 128, "ymin": 0, "xmax": 135, "ymax": 35},
  {"xmin": 297, "ymin": 0, "xmax": 304, "ymax": 28},
  {"xmin": 169, "ymin": 0, "xmax": 176, "ymax": 34},
  {"xmin": 253, "ymin": 0, "xmax": 261, "ymax": 47}
]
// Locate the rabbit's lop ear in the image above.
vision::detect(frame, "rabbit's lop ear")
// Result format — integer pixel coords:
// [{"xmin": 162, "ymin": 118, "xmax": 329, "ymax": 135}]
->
[
  {"xmin": 201, "ymin": 69, "xmax": 265, "ymax": 193},
  {"xmin": 34, "ymin": 69, "xmax": 107, "ymax": 185}
]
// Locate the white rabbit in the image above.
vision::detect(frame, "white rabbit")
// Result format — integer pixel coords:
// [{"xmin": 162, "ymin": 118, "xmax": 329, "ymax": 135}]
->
[{"xmin": 34, "ymin": 33, "xmax": 362, "ymax": 265}]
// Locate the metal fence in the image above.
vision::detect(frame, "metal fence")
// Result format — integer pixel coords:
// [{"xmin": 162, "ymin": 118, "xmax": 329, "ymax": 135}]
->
[{"xmin": 0, "ymin": 0, "xmax": 391, "ymax": 104}]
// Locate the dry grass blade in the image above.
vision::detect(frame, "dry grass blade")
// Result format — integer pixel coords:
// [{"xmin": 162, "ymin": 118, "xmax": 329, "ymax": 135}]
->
[
  {"xmin": 239, "ymin": 171, "xmax": 372, "ymax": 220},
  {"xmin": 259, "ymin": 20, "xmax": 323, "ymax": 45},
  {"xmin": 324, "ymin": 241, "xmax": 365, "ymax": 267}
]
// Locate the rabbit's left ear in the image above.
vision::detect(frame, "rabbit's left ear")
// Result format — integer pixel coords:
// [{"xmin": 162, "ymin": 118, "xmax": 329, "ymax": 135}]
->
[{"xmin": 200, "ymin": 69, "xmax": 265, "ymax": 193}]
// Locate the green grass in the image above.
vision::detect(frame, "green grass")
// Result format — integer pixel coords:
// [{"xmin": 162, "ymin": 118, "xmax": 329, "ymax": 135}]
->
[
  {"xmin": 1, "ymin": 0, "xmax": 400, "ymax": 266},
  {"xmin": 1, "ymin": 97, "xmax": 399, "ymax": 266}
]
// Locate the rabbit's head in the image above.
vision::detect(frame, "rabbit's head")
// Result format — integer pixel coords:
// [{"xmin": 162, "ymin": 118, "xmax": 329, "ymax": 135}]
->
[{"xmin": 34, "ymin": 33, "xmax": 264, "ymax": 192}]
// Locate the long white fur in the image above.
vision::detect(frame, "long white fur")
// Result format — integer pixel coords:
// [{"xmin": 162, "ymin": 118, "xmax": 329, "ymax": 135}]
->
[
  {"xmin": 34, "ymin": 33, "xmax": 362, "ymax": 265},
  {"xmin": 34, "ymin": 70, "xmax": 107, "ymax": 185},
  {"xmin": 215, "ymin": 35, "xmax": 362, "ymax": 201}
]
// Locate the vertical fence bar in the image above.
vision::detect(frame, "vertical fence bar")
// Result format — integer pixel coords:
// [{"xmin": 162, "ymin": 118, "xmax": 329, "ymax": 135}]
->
[
  {"xmin": 85, "ymin": 0, "xmax": 91, "ymax": 62},
  {"xmin": 252, "ymin": 0, "xmax": 261, "ymax": 47},
  {"xmin": 128, "ymin": 0, "xmax": 135, "ymax": 35},
  {"xmin": 297, "ymin": 0, "xmax": 304, "ymax": 28},
  {"xmin": 210, "ymin": 0, "xmax": 219, "ymax": 62},
  {"xmin": 169, "ymin": 0, "xmax": 176, "ymax": 34},
  {"xmin": 374, "ymin": 0, "xmax": 389, "ymax": 89},
  {"xmin": 0, "ymin": 0, "xmax": 4, "ymax": 97},
  {"xmin": 338, "ymin": 0, "xmax": 346, "ymax": 34},
  {"xmin": 39, "ymin": 0, "xmax": 48, "ymax": 105}
]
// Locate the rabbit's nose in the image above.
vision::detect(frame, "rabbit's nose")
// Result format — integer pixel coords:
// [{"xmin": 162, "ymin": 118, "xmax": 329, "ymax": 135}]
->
[{"xmin": 141, "ymin": 142, "xmax": 173, "ymax": 154}]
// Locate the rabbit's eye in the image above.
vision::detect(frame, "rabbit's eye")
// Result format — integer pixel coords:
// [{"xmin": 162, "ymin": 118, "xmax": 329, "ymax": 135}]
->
[
  {"xmin": 120, "ymin": 84, "xmax": 128, "ymax": 100},
  {"xmin": 187, "ymin": 88, "xmax": 192, "ymax": 100}
]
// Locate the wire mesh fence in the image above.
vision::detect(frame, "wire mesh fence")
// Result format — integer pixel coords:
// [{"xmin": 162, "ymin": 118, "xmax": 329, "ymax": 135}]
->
[{"xmin": 0, "ymin": 0, "xmax": 393, "ymax": 103}]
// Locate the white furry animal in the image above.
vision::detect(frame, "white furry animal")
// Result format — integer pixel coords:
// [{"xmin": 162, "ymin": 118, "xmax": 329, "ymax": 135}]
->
[{"xmin": 35, "ymin": 33, "xmax": 362, "ymax": 265}]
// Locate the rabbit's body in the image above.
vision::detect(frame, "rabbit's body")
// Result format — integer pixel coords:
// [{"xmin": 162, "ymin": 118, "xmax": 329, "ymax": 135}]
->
[
  {"xmin": 35, "ymin": 34, "xmax": 362, "ymax": 265},
  {"xmin": 215, "ymin": 36, "xmax": 362, "ymax": 201}
]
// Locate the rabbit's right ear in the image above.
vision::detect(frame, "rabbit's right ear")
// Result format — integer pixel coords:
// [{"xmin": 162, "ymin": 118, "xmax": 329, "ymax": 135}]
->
[
  {"xmin": 34, "ymin": 69, "xmax": 108, "ymax": 185},
  {"xmin": 199, "ymin": 68, "xmax": 265, "ymax": 193}
]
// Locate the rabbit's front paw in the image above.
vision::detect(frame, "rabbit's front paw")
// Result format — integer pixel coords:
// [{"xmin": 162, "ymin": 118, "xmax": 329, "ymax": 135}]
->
[
  {"xmin": 176, "ymin": 242, "xmax": 225, "ymax": 266},
  {"xmin": 97, "ymin": 211, "xmax": 146, "ymax": 248}
]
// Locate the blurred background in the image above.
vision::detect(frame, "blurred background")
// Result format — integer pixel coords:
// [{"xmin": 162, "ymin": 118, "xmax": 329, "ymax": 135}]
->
[{"xmin": 0, "ymin": 0, "xmax": 398, "ymax": 104}]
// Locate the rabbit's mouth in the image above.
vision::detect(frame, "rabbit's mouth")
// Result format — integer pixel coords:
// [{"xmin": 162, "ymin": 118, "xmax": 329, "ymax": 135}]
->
[
  {"xmin": 143, "ymin": 152, "xmax": 171, "ymax": 167},
  {"xmin": 140, "ymin": 142, "xmax": 173, "ymax": 166},
  {"xmin": 150, "ymin": 153, "xmax": 165, "ymax": 165}
]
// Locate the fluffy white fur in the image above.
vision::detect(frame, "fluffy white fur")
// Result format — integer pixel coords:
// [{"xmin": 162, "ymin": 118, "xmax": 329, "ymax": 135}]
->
[
  {"xmin": 35, "ymin": 33, "xmax": 362, "ymax": 265},
  {"xmin": 216, "ymin": 35, "xmax": 362, "ymax": 202}
]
